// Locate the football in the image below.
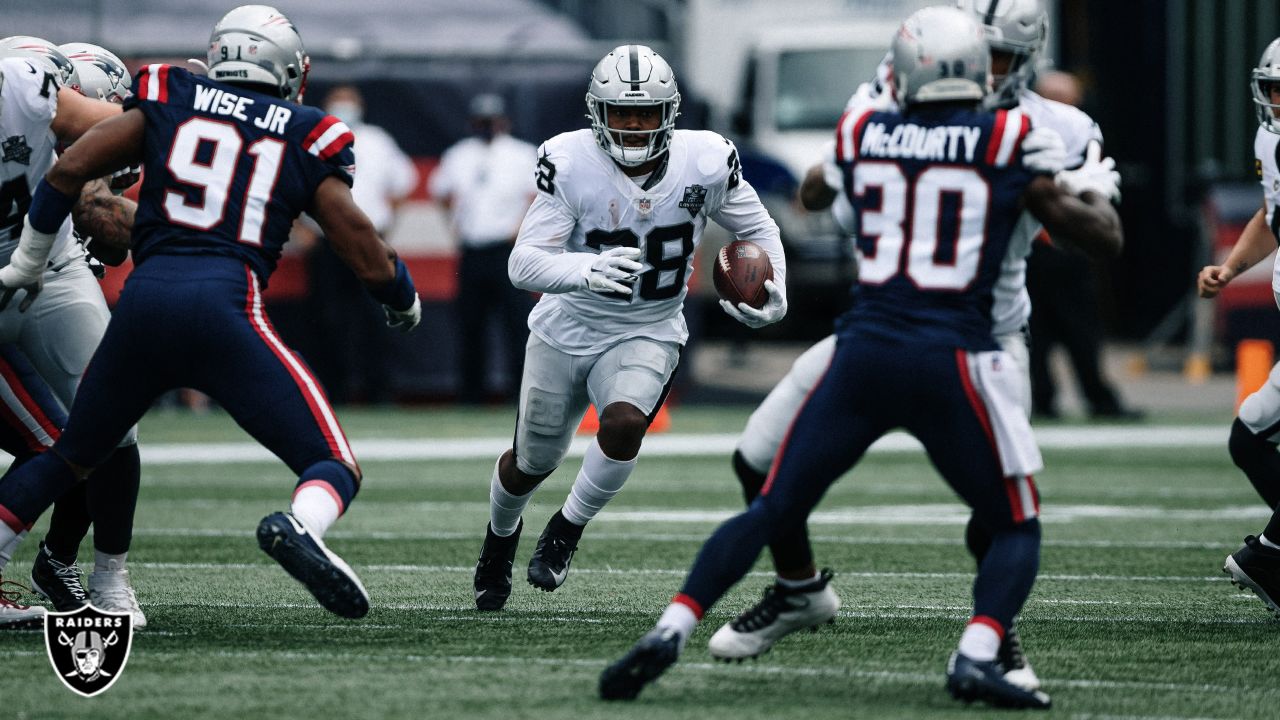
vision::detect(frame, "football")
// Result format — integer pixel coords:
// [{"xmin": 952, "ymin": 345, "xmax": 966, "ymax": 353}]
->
[{"xmin": 713, "ymin": 240, "xmax": 773, "ymax": 309}]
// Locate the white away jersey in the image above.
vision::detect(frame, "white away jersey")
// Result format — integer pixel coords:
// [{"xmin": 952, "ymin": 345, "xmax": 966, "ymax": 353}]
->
[
  {"xmin": 989, "ymin": 89, "xmax": 1102, "ymax": 336},
  {"xmin": 509, "ymin": 129, "xmax": 785, "ymax": 354},
  {"xmin": 0, "ymin": 57, "xmax": 76, "ymax": 267},
  {"xmin": 1255, "ymin": 126, "xmax": 1280, "ymax": 307}
]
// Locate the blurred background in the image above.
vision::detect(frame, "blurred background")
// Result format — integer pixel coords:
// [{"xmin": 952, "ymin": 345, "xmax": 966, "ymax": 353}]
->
[{"xmin": 11, "ymin": 0, "xmax": 1280, "ymax": 416}]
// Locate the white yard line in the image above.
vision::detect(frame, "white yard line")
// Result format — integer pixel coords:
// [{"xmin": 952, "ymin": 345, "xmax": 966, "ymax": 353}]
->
[
  {"xmin": 135, "ymin": 425, "xmax": 1230, "ymax": 464},
  {"xmin": 131, "ymin": 561, "xmax": 1230, "ymax": 583},
  {"xmin": 127, "ymin": 527, "xmax": 1240, "ymax": 549}
]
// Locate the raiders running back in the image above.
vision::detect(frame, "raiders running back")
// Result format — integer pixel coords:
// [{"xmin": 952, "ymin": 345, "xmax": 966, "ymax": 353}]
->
[{"xmin": 510, "ymin": 128, "xmax": 785, "ymax": 354}]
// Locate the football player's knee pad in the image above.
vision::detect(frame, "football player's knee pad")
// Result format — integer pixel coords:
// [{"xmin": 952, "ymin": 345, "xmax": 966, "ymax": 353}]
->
[
  {"xmin": 589, "ymin": 339, "xmax": 677, "ymax": 416},
  {"xmin": 1230, "ymin": 418, "xmax": 1275, "ymax": 469},
  {"xmin": 515, "ymin": 386, "xmax": 575, "ymax": 476}
]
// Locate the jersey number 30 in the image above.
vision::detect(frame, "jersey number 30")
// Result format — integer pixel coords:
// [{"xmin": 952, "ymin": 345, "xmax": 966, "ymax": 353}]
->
[
  {"xmin": 853, "ymin": 162, "xmax": 989, "ymax": 290},
  {"xmin": 165, "ymin": 117, "xmax": 284, "ymax": 246}
]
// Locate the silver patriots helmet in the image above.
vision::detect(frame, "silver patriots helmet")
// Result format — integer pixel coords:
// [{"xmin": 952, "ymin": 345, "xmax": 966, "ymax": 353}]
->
[
  {"xmin": 207, "ymin": 4, "xmax": 310, "ymax": 102},
  {"xmin": 585, "ymin": 44, "xmax": 681, "ymax": 166},
  {"xmin": 891, "ymin": 7, "xmax": 991, "ymax": 111},
  {"xmin": 1253, "ymin": 37, "xmax": 1280, "ymax": 135},
  {"xmin": 956, "ymin": 0, "xmax": 1047, "ymax": 109},
  {"xmin": 59, "ymin": 43, "xmax": 132, "ymax": 103},
  {"xmin": 0, "ymin": 36, "xmax": 81, "ymax": 93}
]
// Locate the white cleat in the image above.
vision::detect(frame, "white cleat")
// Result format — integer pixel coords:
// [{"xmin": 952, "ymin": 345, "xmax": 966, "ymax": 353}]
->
[
  {"xmin": 0, "ymin": 577, "xmax": 45, "ymax": 629},
  {"xmin": 88, "ymin": 560, "xmax": 147, "ymax": 629},
  {"xmin": 998, "ymin": 625, "xmax": 1040, "ymax": 691},
  {"xmin": 708, "ymin": 569, "xmax": 840, "ymax": 661}
]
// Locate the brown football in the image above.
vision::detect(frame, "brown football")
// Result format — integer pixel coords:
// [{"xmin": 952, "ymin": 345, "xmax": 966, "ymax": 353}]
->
[{"xmin": 713, "ymin": 240, "xmax": 774, "ymax": 309}]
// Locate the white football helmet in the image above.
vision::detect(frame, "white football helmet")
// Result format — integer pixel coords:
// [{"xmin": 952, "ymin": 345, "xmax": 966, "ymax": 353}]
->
[
  {"xmin": 891, "ymin": 7, "xmax": 991, "ymax": 111},
  {"xmin": 1253, "ymin": 37, "xmax": 1280, "ymax": 135},
  {"xmin": 585, "ymin": 44, "xmax": 681, "ymax": 166},
  {"xmin": 207, "ymin": 4, "xmax": 310, "ymax": 102},
  {"xmin": 956, "ymin": 0, "xmax": 1047, "ymax": 109},
  {"xmin": 59, "ymin": 43, "xmax": 132, "ymax": 103},
  {"xmin": 0, "ymin": 36, "xmax": 81, "ymax": 93}
]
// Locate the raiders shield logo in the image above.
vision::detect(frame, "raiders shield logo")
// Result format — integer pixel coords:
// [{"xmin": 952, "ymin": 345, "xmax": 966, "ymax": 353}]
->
[
  {"xmin": 44, "ymin": 604, "xmax": 133, "ymax": 697},
  {"xmin": 2, "ymin": 135, "xmax": 32, "ymax": 165},
  {"xmin": 679, "ymin": 184, "xmax": 707, "ymax": 217}
]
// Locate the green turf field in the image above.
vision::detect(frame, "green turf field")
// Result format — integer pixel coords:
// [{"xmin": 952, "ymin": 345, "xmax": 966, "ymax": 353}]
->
[{"xmin": 2, "ymin": 406, "xmax": 1278, "ymax": 719}]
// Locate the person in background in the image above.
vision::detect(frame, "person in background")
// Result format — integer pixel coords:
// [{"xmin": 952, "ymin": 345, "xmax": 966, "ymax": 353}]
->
[
  {"xmin": 308, "ymin": 84, "xmax": 418, "ymax": 404},
  {"xmin": 1026, "ymin": 71, "xmax": 1142, "ymax": 420},
  {"xmin": 429, "ymin": 93, "xmax": 537, "ymax": 404}
]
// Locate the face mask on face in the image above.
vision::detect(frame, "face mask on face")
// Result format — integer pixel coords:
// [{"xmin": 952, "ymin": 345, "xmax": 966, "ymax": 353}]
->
[{"xmin": 327, "ymin": 101, "xmax": 363, "ymax": 126}]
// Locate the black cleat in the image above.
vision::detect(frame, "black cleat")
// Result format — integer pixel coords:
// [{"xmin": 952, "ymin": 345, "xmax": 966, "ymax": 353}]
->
[
  {"xmin": 527, "ymin": 510, "xmax": 582, "ymax": 592},
  {"xmin": 257, "ymin": 512, "xmax": 369, "ymax": 619},
  {"xmin": 30, "ymin": 542, "xmax": 88, "ymax": 611},
  {"xmin": 947, "ymin": 652, "xmax": 1051, "ymax": 709},
  {"xmin": 474, "ymin": 520, "xmax": 521, "ymax": 611},
  {"xmin": 599, "ymin": 627, "xmax": 681, "ymax": 701},
  {"xmin": 1224, "ymin": 535, "xmax": 1280, "ymax": 616}
]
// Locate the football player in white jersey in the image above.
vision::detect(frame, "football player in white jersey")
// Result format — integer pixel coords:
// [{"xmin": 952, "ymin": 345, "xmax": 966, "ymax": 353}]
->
[
  {"xmin": 0, "ymin": 39, "xmax": 146, "ymax": 628},
  {"xmin": 472, "ymin": 44, "xmax": 787, "ymax": 611},
  {"xmin": 706, "ymin": 0, "xmax": 1122, "ymax": 690},
  {"xmin": 1197, "ymin": 36, "xmax": 1280, "ymax": 617}
]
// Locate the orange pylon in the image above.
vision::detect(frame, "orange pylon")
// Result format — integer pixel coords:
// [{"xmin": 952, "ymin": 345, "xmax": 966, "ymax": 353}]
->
[
  {"xmin": 1236, "ymin": 339, "xmax": 1274, "ymax": 411},
  {"xmin": 576, "ymin": 403, "xmax": 672, "ymax": 434}
]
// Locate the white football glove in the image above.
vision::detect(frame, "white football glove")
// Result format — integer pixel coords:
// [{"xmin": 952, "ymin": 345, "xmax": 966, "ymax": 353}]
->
[
  {"xmin": 384, "ymin": 294, "xmax": 422, "ymax": 332},
  {"xmin": 581, "ymin": 246, "xmax": 643, "ymax": 295},
  {"xmin": 1021, "ymin": 127, "xmax": 1067, "ymax": 175},
  {"xmin": 719, "ymin": 279, "xmax": 787, "ymax": 329},
  {"xmin": 1055, "ymin": 141, "xmax": 1121, "ymax": 203},
  {"xmin": 0, "ymin": 222, "xmax": 55, "ymax": 312}
]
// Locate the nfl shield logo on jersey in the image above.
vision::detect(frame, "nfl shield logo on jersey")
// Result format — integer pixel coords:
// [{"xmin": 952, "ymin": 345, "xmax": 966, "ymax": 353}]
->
[
  {"xmin": 636, "ymin": 197, "xmax": 653, "ymax": 214},
  {"xmin": 44, "ymin": 604, "xmax": 134, "ymax": 697}
]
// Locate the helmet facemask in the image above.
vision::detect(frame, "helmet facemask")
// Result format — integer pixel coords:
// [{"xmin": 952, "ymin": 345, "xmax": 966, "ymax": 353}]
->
[{"xmin": 586, "ymin": 94, "xmax": 680, "ymax": 167}]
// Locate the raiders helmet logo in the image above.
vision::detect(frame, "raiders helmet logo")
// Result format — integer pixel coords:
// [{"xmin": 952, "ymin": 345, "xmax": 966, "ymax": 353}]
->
[{"xmin": 44, "ymin": 604, "xmax": 134, "ymax": 697}]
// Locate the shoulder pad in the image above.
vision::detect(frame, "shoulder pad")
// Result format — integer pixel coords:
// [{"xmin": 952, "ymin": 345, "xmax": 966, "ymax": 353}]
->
[
  {"xmin": 300, "ymin": 112, "xmax": 354, "ymax": 161},
  {"xmin": 0, "ymin": 57, "xmax": 59, "ymax": 123},
  {"xmin": 688, "ymin": 131, "xmax": 742, "ymax": 189}
]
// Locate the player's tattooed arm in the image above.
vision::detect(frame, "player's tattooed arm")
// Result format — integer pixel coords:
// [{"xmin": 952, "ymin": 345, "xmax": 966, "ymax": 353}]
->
[{"xmin": 71, "ymin": 178, "xmax": 134, "ymax": 266}]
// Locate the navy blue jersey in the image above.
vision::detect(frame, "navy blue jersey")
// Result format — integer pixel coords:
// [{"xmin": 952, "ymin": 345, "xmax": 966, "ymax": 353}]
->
[
  {"xmin": 123, "ymin": 64, "xmax": 355, "ymax": 281},
  {"xmin": 834, "ymin": 105, "xmax": 1037, "ymax": 350}
]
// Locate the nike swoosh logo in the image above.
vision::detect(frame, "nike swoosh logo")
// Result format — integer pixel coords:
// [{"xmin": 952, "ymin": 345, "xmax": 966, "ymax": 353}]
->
[
  {"xmin": 475, "ymin": 589, "xmax": 487, "ymax": 599},
  {"xmin": 284, "ymin": 514, "xmax": 310, "ymax": 536},
  {"xmin": 549, "ymin": 566, "xmax": 568, "ymax": 585}
]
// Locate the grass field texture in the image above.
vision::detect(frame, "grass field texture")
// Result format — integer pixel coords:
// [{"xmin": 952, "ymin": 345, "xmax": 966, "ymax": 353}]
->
[{"xmin": 1, "ymin": 406, "xmax": 1277, "ymax": 719}]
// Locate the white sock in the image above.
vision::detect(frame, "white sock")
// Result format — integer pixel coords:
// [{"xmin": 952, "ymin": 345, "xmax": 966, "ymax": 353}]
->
[
  {"xmin": 777, "ymin": 572, "xmax": 820, "ymax": 589},
  {"xmin": 94, "ymin": 550, "xmax": 127, "ymax": 573},
  {"xmin": 1261, "ymin": 534, "xmax": 1280, "ymax": 550},
  {"xmin": 291, "ymin": 484, "xmax": 342, "ymax": 537},
  {"xmin": 958, "ymin": 620, "xmax": 1001, "ymax": 662},
  {"xmin": 490, "ymin": 459, "xmax": 534, "ymax": 537},
  {"xmin": 657, "ymin": 601, "xmax": 699, "ymax": 652},
  {"xmin": 0, "ymin": 529, "xmax": 27, "ymax": 573},
  {"xmin": 561, "ymin": 438, "xmax": 637, "ymax": 526}
]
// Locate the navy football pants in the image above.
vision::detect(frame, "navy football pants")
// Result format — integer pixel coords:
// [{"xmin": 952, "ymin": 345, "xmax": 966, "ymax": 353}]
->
[
  {"xmin": 679, "ymin": 334, "xmax": 1041, "ymax": 632},
  {"xmin": 0, "ymin": 255, "xmax": 359, "ymax": 529}
]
